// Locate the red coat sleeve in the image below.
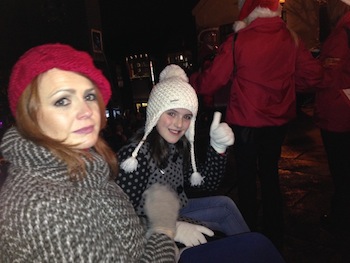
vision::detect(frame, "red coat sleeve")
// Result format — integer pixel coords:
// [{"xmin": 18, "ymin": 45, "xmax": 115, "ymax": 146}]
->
[{"xmin": 190, "ymin": 34, "xmax": 235, "ymax": 96}]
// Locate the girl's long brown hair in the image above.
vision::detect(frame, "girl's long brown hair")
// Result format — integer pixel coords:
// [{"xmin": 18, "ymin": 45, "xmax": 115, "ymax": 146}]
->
[
  {"xmin": 132, "ymin": 127, "xmax": 190, "ymax": 170},
  {"xmin": 16, "ymin": 75, "xmax": 118, "ymax": 181}
]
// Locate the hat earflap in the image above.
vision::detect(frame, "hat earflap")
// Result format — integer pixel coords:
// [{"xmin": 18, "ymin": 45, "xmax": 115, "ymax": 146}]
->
[
  {"xmin": 186, "ymin": 118, "xmax": 204, "ymax": 186},
  {"xmin": 189, "ymin": 140, "xmax": 204, "ymax": 186},
  {"xmin": 120, "ymin": 135, "xmax": 147, "ymax": 172},
  {"xmin": 121, "ymin": 113, "xmax": 159, "ymax": 172}
]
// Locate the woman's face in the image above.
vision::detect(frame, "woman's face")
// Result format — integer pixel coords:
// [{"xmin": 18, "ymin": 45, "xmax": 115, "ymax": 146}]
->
[
  {"xmin": 156, "ymin": 108, "xmax": 193, "ymax": 144},
  {"xmin": 37, "ymin": 68, "xmax": 101, "ymax": 149},
  {"xmin": 341, "ymin": 0, "xmax": 350, "ymax": 6}
]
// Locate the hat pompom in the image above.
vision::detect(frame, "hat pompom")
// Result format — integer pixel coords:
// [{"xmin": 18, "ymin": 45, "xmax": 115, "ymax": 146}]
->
[
  {"xmin": 190, "ymin": 172, "xmax": 204, "ymax": 186},
  {"xmin": 159, "ymin": 64, "xmax": 189, "ymax": 83},
  {"xmin": 120, "ymin": 156, "xmax": 139, "ymax": 172},
  {"xmin": 120, "ymin": 139, "xmax": 146, "ymax": 172}
]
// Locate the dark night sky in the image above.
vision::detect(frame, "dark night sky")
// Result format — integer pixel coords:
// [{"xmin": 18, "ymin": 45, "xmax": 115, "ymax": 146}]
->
[
  {"xmin": 0, "ymin": 0, "xmax": 200, "ymax": 98},
  {"xmin": 99, "ymin": 0, "xmax": 199, "ymax": 62},
  {"xmin": 0, "ymin": 0, "xmax": 199, "ymax": 71},
  {"xmin": 0, "ymin": 0, "xmax": 201, "ymax": 122},
  {"xmin": 97, "ymin": 0, "xmax": 200, "ymax": 108}
]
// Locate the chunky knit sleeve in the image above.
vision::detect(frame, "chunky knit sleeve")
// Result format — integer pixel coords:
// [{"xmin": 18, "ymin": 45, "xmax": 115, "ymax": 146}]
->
[
  {"xmin": 0, "ymin": 128, "xmax": 176, "ymax": 262},
  {"xmin": 0, "ymin": 174, "xmax": 176, "ymax": 263},
  {"xmin": 141, "ymin": 233, "xmax": 177, "ymax": 263}
]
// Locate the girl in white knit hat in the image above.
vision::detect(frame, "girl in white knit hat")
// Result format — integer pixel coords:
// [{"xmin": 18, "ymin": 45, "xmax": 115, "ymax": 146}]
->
[{"xmin": 117, "ymin": 64, "xmax": 250, "ymax": 247}]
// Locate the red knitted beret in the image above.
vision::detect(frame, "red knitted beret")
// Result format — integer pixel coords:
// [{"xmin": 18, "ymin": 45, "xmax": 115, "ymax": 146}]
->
[
  {"xmin": 8, "ymin": 43, "xmax": 111, "ymax": 117},
  {"xmin": 239, "ymin": 0, "xmax": 280, "ymax": 21}
]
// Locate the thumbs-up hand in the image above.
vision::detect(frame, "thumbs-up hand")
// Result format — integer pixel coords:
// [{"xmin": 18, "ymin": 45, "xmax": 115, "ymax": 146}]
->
[{"xmin": 210, "ymin": 112, "xmax": 234, "ymax": 154}]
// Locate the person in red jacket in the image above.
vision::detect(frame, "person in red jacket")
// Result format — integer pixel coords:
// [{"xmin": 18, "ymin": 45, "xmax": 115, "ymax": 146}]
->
[
  {"xmin": 315, "ymin": 0, "xmax": 350, "ymax": 237},
  {"xmin": 190, "ymin": 0, "xmax": 323, "ymax": 249}
]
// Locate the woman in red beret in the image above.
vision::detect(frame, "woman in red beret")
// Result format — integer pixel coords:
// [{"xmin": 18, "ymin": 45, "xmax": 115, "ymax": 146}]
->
[{"xmin": 0, "ymin": 43, "xmax": 180, "ymax": 262}]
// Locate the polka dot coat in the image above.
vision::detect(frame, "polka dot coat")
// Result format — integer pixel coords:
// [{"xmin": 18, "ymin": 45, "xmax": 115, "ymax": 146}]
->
[{"xmin": 116, "ymin": 141, "xmax": 227, "ymax": 216}]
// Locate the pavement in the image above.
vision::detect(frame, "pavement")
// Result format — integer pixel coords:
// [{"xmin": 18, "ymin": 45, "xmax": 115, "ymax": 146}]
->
[{"xmin": 212, "ymin": 103, "xmax": 350, "ymax": 263}]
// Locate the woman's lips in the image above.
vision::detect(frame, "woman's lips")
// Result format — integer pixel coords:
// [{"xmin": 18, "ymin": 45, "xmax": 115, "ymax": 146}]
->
[{"xmin": 74, "ymin": 125, "xmax": 94, "ymax": 134}]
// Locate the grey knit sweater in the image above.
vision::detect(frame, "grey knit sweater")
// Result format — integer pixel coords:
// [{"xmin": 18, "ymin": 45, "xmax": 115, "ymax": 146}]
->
[{"xmin": 0, "ymin": 127, "xmax": 176, "ymax": 262}]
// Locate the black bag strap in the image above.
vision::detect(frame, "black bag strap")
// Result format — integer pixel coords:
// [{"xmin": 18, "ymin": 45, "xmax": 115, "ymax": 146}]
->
[
  {"xmin": 345, "ymin": 27, "xmax": 350, "ymax": 48},
  {"xmin": 233, "ymin": 33, "xmax": 238, "ymax": 74}
]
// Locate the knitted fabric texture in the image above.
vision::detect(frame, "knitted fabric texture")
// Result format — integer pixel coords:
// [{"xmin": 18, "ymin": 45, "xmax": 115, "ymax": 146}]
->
[
  {"xmin": 120, "ymin": 64, "xmax": 203, "ymax": 186},
  {"xmin": 238, "ymin": 0, "xmax": 280, "ymax": 20},
  {"xmin": 0, "ymin": 127, "xmax": 175, "ymax": 262},
  {"xmin": 8, "ymin": 43, "xmax": 111, "ymax": 117}
]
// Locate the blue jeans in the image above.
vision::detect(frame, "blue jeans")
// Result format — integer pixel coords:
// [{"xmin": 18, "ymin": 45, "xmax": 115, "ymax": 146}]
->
[
  {"xmin": 178, "ymin": 232, "xmax": 286, "ymax": 263},
  {"xmin": 179, "ymin": 195, "xmax": 250, "ymax": 235}
]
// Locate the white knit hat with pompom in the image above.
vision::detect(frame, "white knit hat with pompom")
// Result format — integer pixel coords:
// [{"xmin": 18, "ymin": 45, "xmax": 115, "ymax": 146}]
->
[{"xmin": 120, "ymin": 64, "xmax": 203, "ymax": 186}]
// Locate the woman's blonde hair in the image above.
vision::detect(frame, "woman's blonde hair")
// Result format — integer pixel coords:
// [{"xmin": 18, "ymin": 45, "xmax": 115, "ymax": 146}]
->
[{"xmin": 16, "ymin": 75, "xmax": 118, "ymax": 181}]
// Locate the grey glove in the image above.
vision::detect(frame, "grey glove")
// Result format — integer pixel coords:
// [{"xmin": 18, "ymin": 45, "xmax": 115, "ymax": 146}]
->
[
  {"xmin": 143, "ymin": 183, "xmax": 180, "ymax": 238},
  {"xmin": 210, "ymin": 111, "xmax": 234, "ymax": 153}
]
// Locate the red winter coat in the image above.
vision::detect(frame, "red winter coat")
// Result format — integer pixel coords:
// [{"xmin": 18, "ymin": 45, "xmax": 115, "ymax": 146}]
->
[
  {"xmin": 314, "ymin": 12, "xmax": 350, "ymax": 132},
  {"xmin": 190, "ymin": 17, "xmax": 323, "ymax": 127}
]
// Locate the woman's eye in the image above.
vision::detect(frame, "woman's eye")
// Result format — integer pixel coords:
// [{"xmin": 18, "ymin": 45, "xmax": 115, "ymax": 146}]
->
[
  {"xmin": 54, "ymin": 98, "xmax": 69, "ymax": 106},
  {"xmin": 184, "ymin": 115, "xmax": 192, "ymax": 120},
  {"xmin": 86, "ymin": 93, "xmax": 97, "ymax": 101}
]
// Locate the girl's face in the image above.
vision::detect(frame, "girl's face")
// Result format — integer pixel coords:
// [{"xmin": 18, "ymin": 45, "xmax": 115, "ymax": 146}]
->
[
  {"xmin": 156, "ymin": 108, "xmax": 193, "ymax": 144},
  {"xmin": 37, "ymin": 68, "xmax": 101, "ymax": 149}
]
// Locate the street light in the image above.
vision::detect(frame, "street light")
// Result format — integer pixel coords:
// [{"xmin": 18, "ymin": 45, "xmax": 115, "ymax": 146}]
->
[{"xmin": 280, "ymin": 0, "xmax": 286, "ymax": 22}]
